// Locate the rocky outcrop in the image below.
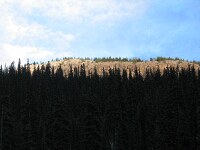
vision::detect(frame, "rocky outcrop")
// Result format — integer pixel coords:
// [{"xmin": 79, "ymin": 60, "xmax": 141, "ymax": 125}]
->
[{"xmin": 30, "ymin": 59, "xmax": 200, "ymax": 77}]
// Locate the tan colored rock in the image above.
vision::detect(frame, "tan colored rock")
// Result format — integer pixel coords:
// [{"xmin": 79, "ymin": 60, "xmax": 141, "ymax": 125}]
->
[{"xmin": 30, "ymin": 59, "xmax": 200, "ymax": 77}]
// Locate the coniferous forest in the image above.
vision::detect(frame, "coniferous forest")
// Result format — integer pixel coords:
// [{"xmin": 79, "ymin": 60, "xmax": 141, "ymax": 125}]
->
[{"xmin": 0, "ymin": 59, "xmax": 200, "ymax": 150}]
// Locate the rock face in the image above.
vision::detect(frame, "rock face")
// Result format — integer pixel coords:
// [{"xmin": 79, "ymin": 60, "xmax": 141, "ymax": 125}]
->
[{"xmin": 30, "ymin": 59, "xmax": 200, "ymax": 77}]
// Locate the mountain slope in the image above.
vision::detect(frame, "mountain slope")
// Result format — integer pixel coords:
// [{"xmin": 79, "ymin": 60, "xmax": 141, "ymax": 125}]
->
[{"xmin": 30, "ymin": 59, "xmax": 200, "ymax": 76}]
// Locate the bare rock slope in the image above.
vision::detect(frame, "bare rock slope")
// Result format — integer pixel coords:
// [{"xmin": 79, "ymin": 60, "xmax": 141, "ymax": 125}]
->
[{"xmin": 30, "ymin": 59, "xmax": 200, "ymax": 77}]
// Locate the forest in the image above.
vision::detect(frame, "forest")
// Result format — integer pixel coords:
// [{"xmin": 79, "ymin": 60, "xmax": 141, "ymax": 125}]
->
[{"xmin": 0, "ymin": 59, "xmax": 200, "ymax": 150}]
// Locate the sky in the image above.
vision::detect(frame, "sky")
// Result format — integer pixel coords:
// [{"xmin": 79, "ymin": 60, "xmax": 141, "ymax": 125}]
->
[{"xmin": 0, "ymin": 0, "xmax": 200, "ymax": 65}]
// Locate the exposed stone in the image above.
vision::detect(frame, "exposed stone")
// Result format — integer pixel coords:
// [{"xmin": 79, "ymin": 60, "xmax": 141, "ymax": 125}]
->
[{"xmin": 30, "ymin": 59, "xmax": 200, "ymax": 77}]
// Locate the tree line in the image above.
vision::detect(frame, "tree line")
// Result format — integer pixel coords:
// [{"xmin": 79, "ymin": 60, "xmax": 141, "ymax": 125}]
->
[
  {"xmin": 31, "ymin": 56, "xmax": 200, "ymax": 65},
  {"xmin": 0, "ymin": 59, "xmax": 200, "ymax": 150}
]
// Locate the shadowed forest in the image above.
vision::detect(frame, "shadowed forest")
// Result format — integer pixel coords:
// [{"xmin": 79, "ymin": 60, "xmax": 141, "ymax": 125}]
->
[{"xmin": 0, "ymin": 60, "xmax": 200, "ymax": 150}]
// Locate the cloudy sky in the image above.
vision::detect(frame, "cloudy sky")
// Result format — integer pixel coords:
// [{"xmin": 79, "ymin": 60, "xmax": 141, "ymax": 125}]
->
[{"xmin": 0, "ymin": 0, "xmax": 200, "ymax": 65}]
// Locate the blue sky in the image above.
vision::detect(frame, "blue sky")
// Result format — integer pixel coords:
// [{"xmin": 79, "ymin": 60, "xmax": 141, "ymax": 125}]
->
[{"xmin": 0, "ymin": 0, "xmax": 200, "ymax": 65}]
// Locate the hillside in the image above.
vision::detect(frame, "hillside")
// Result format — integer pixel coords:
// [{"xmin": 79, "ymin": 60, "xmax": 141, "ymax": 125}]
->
[
  {"xmin": 30, "ymin": 58, "xmax": 200, "ymax": 76},
  {"xmin": 1, "ymin": 58, "xmax": 200, "ymax": 149}
]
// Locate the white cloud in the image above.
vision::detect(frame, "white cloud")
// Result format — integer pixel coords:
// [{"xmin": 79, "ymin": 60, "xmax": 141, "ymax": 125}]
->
[
  {"xmin": 0, "ymin": 13, "xmax": 75, "ymax": 44},
  {"xmin": 0, "ymin": 1, "xmax": 76, "ymax": 65},
  {"xmin": 0, "ymin": 44, "xmax": 73, "ymax": 65},
  {"xmin": 2, "ymin": 0, "xmax": 150, "ymax": 23},
  {"xmin": 0, "ymin": 0, "xmax": 150, "ymax": 65},
  {"xmin": 0, "ymin": 44, "xmax": 52, "ymax": 65},
  {"xmin": 0, "ymin": 10, "xmax": 74, "ymax": 64}
]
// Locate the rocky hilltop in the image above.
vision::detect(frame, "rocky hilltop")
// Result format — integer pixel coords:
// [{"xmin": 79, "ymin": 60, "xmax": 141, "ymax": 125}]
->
[{"xmin": 30, "ymin": 59, "xmax": 200, "ymax": 77}]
